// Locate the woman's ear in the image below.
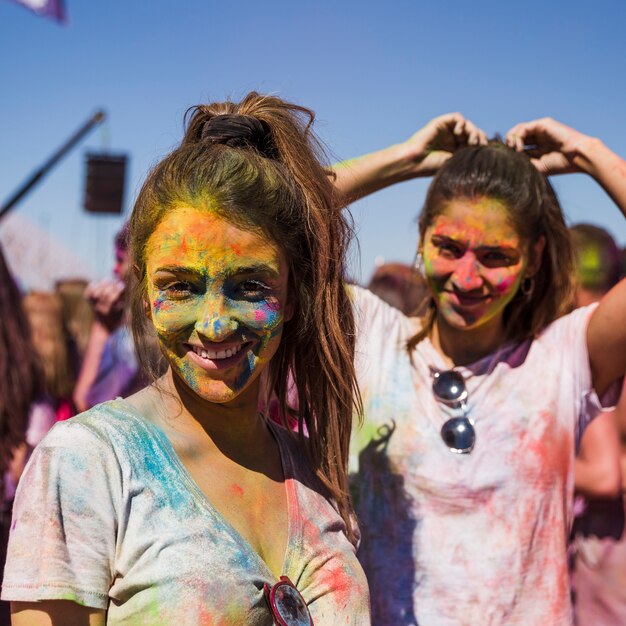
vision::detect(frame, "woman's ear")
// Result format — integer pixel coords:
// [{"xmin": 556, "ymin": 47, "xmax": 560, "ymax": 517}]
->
[
  {"xmin": 283, "ymin": 301, "xmax": 295, "ymax": 323},
  {"xmin": 144, "ymin": 298, "xmax": 151, "ymax": 319},
  {"xmin": 527, "ymin": 235, "xmax": 546, "ymax": 276}
]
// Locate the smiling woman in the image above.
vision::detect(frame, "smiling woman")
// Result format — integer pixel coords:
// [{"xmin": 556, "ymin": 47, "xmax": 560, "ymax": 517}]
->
[
  {"xmin": 334, "ymin": 115, "xmax": 626, "ymax": 624},
  {"xmin": 145, "ymin": 207, "xmax": 290, "ymax": 404},
  {"xmin": 421, "ymin": 196, "xmax": 532, "ymax": 331},
  {"xmin": 2, "ymin": 94, "xmax": 370, "ymax": 626}
]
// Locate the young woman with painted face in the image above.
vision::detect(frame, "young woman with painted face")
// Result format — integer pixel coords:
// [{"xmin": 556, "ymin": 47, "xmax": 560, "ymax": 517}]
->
[
  {"xmin": 2, "ymin": 93, "xmax": 370, "ymax": 626},
  {"xmin": 334, "ymin": 115, "xmax": 626, "ymax": 625}
]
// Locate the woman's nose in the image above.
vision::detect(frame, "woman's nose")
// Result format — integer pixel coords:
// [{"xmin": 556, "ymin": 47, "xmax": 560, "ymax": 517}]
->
[
  {"xmin": 451, "ymin": 254, "xmax": 483, "ymax": 291},
  {"xmin": 194, "ymin": 297, "xmax": 239, "ymax": 339}
]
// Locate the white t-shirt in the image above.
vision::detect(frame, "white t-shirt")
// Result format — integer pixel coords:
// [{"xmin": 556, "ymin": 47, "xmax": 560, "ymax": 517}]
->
[
  {"xmin": 349, "ymin": 286, "xmax": 616, "ymax": 626},
  {"xmin": 2, "ymin": 399, "xmax": 370, "ymax": 625}
]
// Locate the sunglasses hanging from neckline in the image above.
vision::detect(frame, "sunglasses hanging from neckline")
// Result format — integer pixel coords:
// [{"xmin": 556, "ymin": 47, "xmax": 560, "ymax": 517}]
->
[{"xmin": 432, "ymin": 369, "xmax": 476, "ymax": 454}]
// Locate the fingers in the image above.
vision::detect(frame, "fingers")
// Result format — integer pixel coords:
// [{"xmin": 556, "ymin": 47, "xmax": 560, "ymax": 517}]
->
[
  {"xmin": 464, "ymin": 119, "xmax": 488, "ymax": 146},
  {"xmin": 431, "ymin": 112, "xmax": 488, "ymax": 146},
  {"xmin": 505, "ymin": 122, "xmax": 531, "ymax": 152},
  {"xmin": 506, "ymin": 118, "xmax": 568, "ymax": 152},
  {"xmin": 87, "ymin": 278, "xmax": 126, "ymax": 315}
]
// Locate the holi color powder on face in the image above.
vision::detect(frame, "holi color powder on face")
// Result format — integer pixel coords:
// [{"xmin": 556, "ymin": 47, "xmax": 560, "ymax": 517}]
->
[
  {"xmin": 422, "ymin": 197, "xmax": 527, "ymax": 332},
  {"xmin": 145, "ymin": 205, "xmax": 290, "ymax": 404}
]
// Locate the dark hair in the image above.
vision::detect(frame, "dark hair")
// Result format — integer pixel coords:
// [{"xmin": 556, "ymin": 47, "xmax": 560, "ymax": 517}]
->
[
  {"xmin": 0, "ymin": 245, "xmax": 44, "ymax": 496},
  {"xmin": 409, "ymin": 141, "xmax": 576, "ymax": 350},
  {"xmin": 115, "ymin": 222, "xmax": 130, "ymax": 252},
  {"xmin": 570, "ymin": 223, "xmax": 621, "ymax": 292},
  {"xmin": 129, "ymin": 92, "xmax": 361, "ymax": 542}
]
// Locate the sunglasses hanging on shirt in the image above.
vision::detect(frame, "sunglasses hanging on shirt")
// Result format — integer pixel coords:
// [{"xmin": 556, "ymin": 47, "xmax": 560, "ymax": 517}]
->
[
  {"xmin": 431, "ymin": 370, "xmax": 476, "ymax": 454},
  {"xmin": 264, "ymin": 576, "xmax": 314, "ymax": 626}
]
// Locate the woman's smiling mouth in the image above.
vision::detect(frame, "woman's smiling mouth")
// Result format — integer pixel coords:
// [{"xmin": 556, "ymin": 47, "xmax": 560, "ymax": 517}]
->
[
  {"xmin": 185, "ymin": 340, "xmax": 255, "ymax": 371},
  {"xmin": 446, "ymin": 290, "xmax": 492, "ymax": 308}
]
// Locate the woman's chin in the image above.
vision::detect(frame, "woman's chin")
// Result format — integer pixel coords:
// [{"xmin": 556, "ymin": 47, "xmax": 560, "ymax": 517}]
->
[
  {"xmin": 169, "ymin": 366, "xmax": 259, "ymax": 407},
  {"xmin": 439, "ymin": 306, "xmax": 501, "ymax": 333},
  {"xmin": 439, "ymin": 308, "xmax": 482, "ymax": 330},
  {"xmin": 188, "ymin": 380, "xmax": 254, "ymax": 405}
]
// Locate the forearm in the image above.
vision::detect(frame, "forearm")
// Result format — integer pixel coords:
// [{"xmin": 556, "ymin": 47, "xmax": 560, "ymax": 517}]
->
[
  {"xmin": 73, "ymin": 321, "xmax": 110, "ymax": 413},
  {"xmin": 333, "ymin": 142, "xmax": 421, "ymax": 203},
  {"xmin": 574, "ymin": 411, "xmax": 622, "ymax": 498},
  {"xmin": 576, "ymin": 137, "xmax": 626, "ymax": 219},
  {"xmin": 332, "ymin": 113, "xmax": 486, "ymax": 204}
]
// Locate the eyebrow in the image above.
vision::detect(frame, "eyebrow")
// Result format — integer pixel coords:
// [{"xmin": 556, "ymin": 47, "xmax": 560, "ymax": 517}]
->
[
  {"xmin": 153, "ymin": 263, "xmax": 281, "ymax": 278},
  {"xmin": 431, "ymin": 235, "xmax": 519, "ymax": 252}
]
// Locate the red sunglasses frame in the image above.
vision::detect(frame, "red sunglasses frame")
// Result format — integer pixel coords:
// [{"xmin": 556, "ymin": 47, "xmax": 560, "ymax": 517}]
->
[{"xmin": 263, "ymin": 576, "xmax": 314, "ymax": 626}]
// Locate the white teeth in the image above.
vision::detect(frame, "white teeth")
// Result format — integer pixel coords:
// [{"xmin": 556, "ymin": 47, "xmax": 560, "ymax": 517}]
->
[{"xmin": 192, "ymin": 344, "xmax": 243, "ymax": 360}]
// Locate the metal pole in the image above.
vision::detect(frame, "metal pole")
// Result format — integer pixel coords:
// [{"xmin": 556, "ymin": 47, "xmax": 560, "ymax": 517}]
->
[{"xmin": 0, "ymin": 109, "xmax": 106, "ymax": 221}]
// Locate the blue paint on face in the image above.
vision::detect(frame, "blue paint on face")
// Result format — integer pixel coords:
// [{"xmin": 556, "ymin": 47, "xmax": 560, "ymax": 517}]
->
[{"xmin": 144, "ymin": 206, "xmax": 292, "ymax": 405}]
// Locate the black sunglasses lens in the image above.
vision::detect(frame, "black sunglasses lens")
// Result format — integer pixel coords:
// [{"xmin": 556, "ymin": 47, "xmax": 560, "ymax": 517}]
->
[
  {"xmin": 273, "ymin": 583, "xmax": 311, "ymax": 625},
  {"xmin": 441, "ymin": 417, "xmax": 475, "ymax": 453},
  {"xmin": 432, "ymin": 370, "xmax": 467, "ymax": 404}
]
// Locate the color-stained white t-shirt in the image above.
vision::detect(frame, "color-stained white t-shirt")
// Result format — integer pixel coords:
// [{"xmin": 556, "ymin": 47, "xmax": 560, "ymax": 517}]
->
[
  {"xmin": 2, "ymin": 399, "xmax": 370, "ymax": 625},
  {"xmin": 349, "ymin": 286, "xmax": 615, "ymax": 626}
]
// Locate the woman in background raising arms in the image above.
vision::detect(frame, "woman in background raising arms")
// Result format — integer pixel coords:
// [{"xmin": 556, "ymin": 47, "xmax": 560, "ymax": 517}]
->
[{"xmin": 336, "ymin": 115, "xmax": 626, "ymax": 625}]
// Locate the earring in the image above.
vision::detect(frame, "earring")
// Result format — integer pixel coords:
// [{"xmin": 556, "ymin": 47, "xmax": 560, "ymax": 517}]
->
[
  {"xmin": 414, "ymin": 252, "xmax": 425, "ymax": 278},
  {"xmin": 521, "ymin": 276, "xmax": 534, "ymax": 298}
]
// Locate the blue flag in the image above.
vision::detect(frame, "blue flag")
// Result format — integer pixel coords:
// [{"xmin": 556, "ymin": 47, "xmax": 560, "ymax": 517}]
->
[{"xmin": 7, "ymin": 0, "xmax": 66, "ymax": 22}]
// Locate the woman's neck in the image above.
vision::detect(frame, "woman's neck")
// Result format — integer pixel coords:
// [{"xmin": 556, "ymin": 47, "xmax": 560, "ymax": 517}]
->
[
  {"xmin": 148, "ymin": 369, "xmax": 270, "ymax": 459},
  {"xmin": 430, "ymin": 315, "xmax": 507, "ymax": 367}
]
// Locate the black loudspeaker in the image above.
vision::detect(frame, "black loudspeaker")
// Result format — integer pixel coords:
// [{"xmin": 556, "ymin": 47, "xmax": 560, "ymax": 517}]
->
[{"xmin": 83, "ymin": 153, "xmax": 127, "ymax": 214}]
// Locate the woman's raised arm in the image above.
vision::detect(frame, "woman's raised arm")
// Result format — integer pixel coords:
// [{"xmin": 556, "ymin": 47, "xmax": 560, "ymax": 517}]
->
[{"xmin": 332, "ymin": 113, "xmax": 487, "ymax": 203}]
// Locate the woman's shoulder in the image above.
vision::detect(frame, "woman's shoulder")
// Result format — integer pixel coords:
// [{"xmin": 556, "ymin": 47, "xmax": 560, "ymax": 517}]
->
[
  {"xmin": 268, "ymin": 421, "xmax": 327, "ymax": 488},
  {"xmin": 350, "ymin": 284, "xmax": 422, "ymax": 344},
  {"xmin": 43, "ymin": 399, "xmax": 148, "ymax": 452},
  {"xmin": 537, "ymin": 303, "xmax": 598, "ymax": 344}
]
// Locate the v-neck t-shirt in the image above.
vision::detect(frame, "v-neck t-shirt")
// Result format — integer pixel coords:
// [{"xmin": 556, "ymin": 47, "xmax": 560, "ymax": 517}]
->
[
  {"xmin": 2, "ymin": 399, "xmax": 370, "ymax": 625},
  {"xmin": 348, "ymin": 286, "xmax": 618, "ymax": 626}
]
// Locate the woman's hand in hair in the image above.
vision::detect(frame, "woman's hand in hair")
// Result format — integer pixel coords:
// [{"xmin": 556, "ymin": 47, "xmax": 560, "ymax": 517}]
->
[
  {"xmin": 402, "ymin": 112, "xmax": 488, "ymax": 177},
  {"xmin": 505, "ymin": 117, "xmax": 597, "ymax": 176},
  {"xmin": 508, "ymin": 117, "xmax": 626, "ymax": 219},
  {"xmin": 332, "ymin": 113, "xmax": 486, "ymax": 203}
]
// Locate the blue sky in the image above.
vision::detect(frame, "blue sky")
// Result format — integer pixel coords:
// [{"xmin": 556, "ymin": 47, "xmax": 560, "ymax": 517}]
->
[{"xmin": 1, "ymin": 0, "xmax": 625, "ymax": 288}]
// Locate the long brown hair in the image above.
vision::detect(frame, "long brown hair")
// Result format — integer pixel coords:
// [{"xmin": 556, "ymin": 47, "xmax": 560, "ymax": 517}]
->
[
  {"xmin": 408, "ymin": 141, "xmax": 576, "ymax": 351},
  {"xmin": 23, "ymin": 291, "xmax": 76, "ymax": 402},
  {"xmin": 0, "ymin": 245, "xmax": 43, "ymax": 495},
  {"xmin": 129, "ymin": 92, "xmax": 362, "ymax": 542}
]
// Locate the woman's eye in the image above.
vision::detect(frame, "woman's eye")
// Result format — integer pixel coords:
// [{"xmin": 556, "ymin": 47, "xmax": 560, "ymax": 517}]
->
[
  {"xmin": 161, "ymin": 282, "xmax": 195, "ymax": 298},
  {"xmin": 481, "ymin": 251, "xmax": 515, "ymax": 266},
  {"xmin": 237, "ymin": 280, "xmax": 270, "ymax": 298},
  {"xmin": 438, "ymin": 243, "xmax": 462, "ymax": 258}
]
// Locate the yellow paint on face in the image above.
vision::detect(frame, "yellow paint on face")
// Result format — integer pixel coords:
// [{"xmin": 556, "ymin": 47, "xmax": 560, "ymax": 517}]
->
[
  {"xmin": 422, "ymin": 197, "xmax": 527, "ymax": 331},
  {"xmin": 145, "ymin": 205, "xmax": 290, "ymax": 404}
]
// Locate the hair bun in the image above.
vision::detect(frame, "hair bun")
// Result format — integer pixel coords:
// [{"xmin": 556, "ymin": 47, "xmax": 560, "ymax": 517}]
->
[{"xmin": 200, "ymin": 114, "xmax": 278, "ymax": 158}]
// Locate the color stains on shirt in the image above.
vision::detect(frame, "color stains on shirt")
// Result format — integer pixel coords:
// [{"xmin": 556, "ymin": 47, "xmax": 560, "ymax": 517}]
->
[{"xmin": 350, "ymin": 286, "xmax": 606, "ymax": 625}]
